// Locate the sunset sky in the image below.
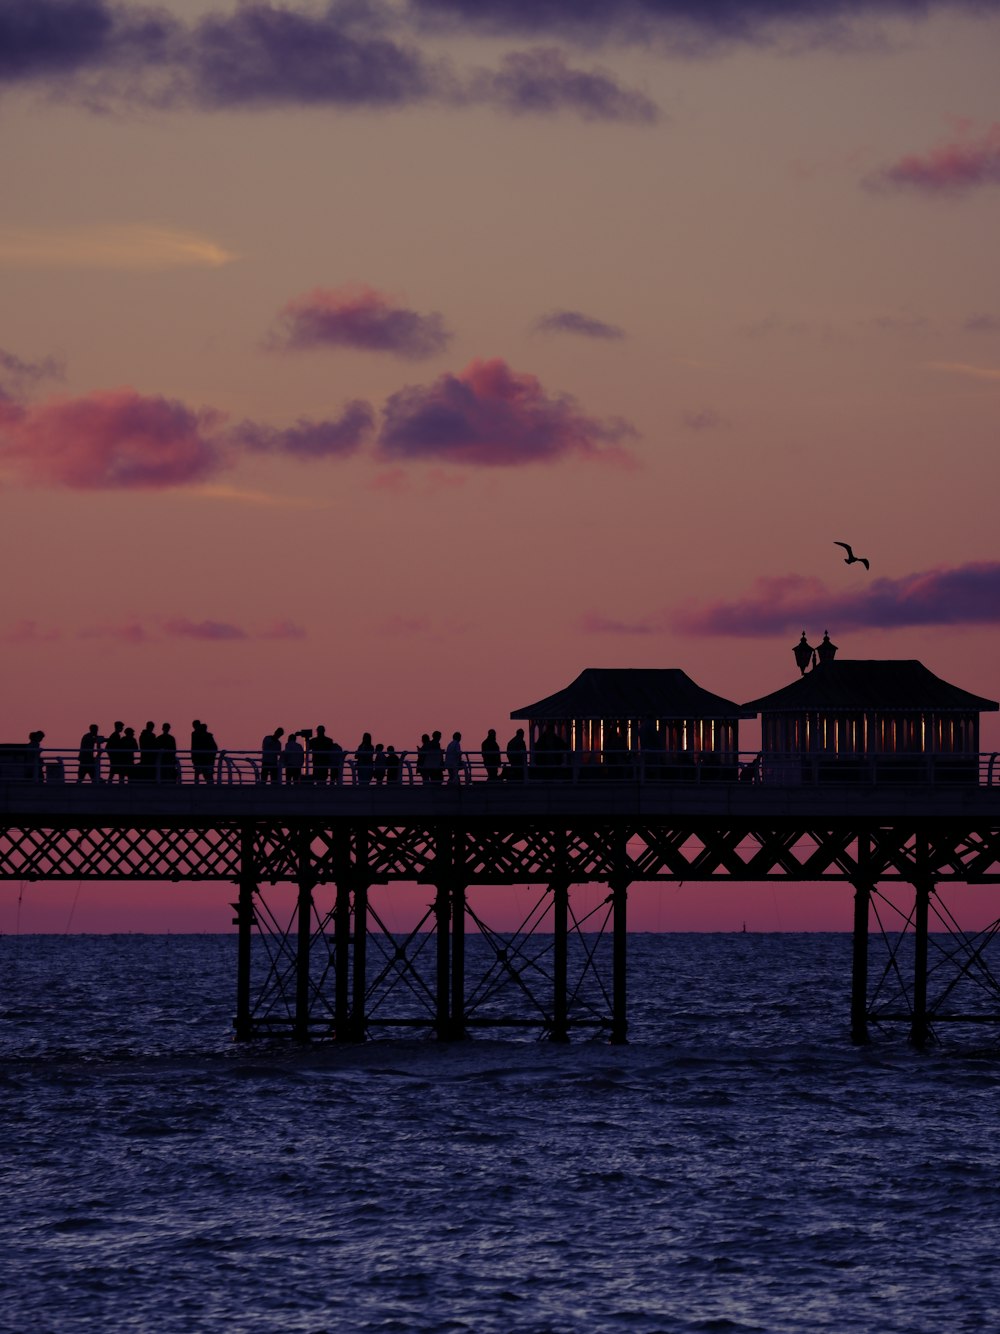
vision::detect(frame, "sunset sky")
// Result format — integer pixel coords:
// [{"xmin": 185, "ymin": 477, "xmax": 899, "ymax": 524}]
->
[{"xmin": 2, "ymin": 0, "xmax": 999, "ymax": 932}]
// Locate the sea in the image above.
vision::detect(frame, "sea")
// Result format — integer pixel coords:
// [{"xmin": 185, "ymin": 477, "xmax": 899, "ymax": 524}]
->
[{"xmin": 2, "ymin": 932, "xmax": 999, "ymax": 1334}]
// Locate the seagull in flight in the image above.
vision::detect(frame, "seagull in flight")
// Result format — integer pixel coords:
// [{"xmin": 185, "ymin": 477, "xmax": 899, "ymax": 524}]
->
[{"xmin": 834, "ymin": 541, "xmax": 869, "ymax": 570}]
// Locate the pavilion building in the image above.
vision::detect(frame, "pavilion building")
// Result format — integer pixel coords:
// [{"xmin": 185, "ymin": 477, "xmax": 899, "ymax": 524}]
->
[
  {"xmin": 510, "ymin": 668, "xmax": 751, "ymax": 778},
  {"xmin": 742, "ymin": 634, "xmax": 998, "ymax": 784}
]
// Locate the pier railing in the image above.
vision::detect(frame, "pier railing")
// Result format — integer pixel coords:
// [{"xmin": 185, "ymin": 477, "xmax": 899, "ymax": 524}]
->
[{"xmin": 1, "ymin": 746, "xmax": 999, "ymax": 788}]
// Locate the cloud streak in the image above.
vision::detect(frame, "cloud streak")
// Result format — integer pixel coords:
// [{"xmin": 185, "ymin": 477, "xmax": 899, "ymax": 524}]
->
[
  {"xmin": 671, "ymin": 564, "xmax": 1000, "ymax": 636},
  {"xmin": 2, "ymin": 1, "xmax": 661, "ymax": 124},
  {"xmin": 266, "ymin": 286, "xmax": 451, "ymax": 359},
  {"xmin": 0, "ymin": 225, "xmax": 236, "ymax": 270},
  {"xmin": 534, "ymin": 309, "xmax": 626, "ymax": 340},
  {"xmin": 866, "ymin": 121, "xmax": 1000, "ymax": 195},
  {"xmin": 378, "ymin": 357, "xmax": 637, "ymax": 466}
]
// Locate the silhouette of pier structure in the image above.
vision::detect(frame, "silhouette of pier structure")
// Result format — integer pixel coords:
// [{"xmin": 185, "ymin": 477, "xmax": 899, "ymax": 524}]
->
[{"xmin": 3, "ymin": 641, "xmax": 1000, "ymax": 1048}]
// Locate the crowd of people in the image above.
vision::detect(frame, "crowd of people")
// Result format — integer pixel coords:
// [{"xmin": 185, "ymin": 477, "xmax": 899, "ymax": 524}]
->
[{"xmin": 62, "ymin": 721, "xmax": 535, "ymax": 786}]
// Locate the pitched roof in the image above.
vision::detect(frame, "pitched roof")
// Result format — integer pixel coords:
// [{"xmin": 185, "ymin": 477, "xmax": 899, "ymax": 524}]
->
[
  {"xmin": 742, "ymin": 660, "xmax": 999, "ymax": 714},
  {"xmin": 511, "ymin": 669, "xmax": 751, "ymax": 721}
]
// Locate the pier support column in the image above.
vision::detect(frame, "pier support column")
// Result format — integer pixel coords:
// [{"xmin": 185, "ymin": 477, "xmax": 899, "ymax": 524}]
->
[
  {"xmin": 910, "ymin": 876, "xmax": 932, "ymax": 1050},
  {"xmin": 451, "ymin": 879, "xmax": 467, "ymax": 1041},
  {"xmin": 434, "ymin": 880, "xmax": 452, "ymax": 1040},
  {"xmin": 294, "ymin": 835, "xmax": 316, "ymax": 1043},
  {"xmin": 234, "ymin": 826, "xmax": 256, "ymax": 1041},
  {"xmin": 610, "ymin": 874, "xmax": 629, "ymax": 1045},
  {"xmin": 334, "ymin": 879, "xmax": 351, "ymax": 1040},
  {"xmin": 350, "ymin": 881, "xmax": 368, "ymax": 1042},
  {"xmin": 551, "ymin": 878, "xmax": 570, "ymax": 1042},
  {"xmin": 851, "ymin": 879, "xmax": 871, "ymax": 1046}
]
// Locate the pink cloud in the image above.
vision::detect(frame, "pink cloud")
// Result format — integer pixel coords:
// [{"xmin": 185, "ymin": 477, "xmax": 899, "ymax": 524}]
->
[
  {"xmin": 266, "ymin": 285, "xmax": 451, "ymax": 359},
  {"xmin": 0, "ymin": 388, "xmax": 225, "ymax": 489},
  {"xmin": 2, "ymin": 619, "xmax": 62, "ymax": 644},
  {"xmin": 163, "ymin": 617, "xmax": 247, "ymax": 641},
  {"xmin": 672, "ymin": 564, "xmax": 1000, "ymax": 637},
  {"xmin": 259, "ymin": 619, "xmax": 307, "ymax": 640},
  {"xmin": 868, "ymin": 121, "xmax": 1000, "ymax": 195},
  {"xmin": 378, "ymin": 358, "xmax": 637, "ymax": 466}
]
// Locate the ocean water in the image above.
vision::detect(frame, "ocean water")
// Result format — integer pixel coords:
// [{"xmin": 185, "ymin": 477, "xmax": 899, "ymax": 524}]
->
[{"xmin": 2, "ymin": 933, "xmax": 999, "ymax": 1333}]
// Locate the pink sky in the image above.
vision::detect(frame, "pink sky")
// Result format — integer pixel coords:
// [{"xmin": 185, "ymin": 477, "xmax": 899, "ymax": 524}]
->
[{"xmin": 2, "ymin": 0, "xmax": 1000, "ymax": 931}]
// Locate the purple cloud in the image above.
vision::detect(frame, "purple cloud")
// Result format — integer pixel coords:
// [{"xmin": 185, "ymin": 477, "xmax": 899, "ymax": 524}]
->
[
  {"xmin": 407, "ymin": 1, "xmax": 1000, "ymax": 51},
  {"xmin": 267, "ymin": 286, "xmax": 451, "ymax": 359},
  {"xmin": 964, "ymin": 313, "xmax": 1000, "ymax": 333},
  {"xmin": 672, "ymin": 564, "xmax": 1000, "ymax": 637},
  {"xmin": 579, "ymin": 611, "xmax": 660, "ymax": 635},
  {"xmin": 378, "ymin": 357, "xmax": 637, "ymax": 466},
  {"xmin": 866, "ymin": 122, "xmax": 1000, "ymax": 195},
  {"xmin": 1, "ymin": 2, "xmax": 661, "ymax": 123},
  {"xmin": 681, "ymin": 409, "xmax": 727, "ymax": 431},
  {"xmin": 231, "ymin": 401, "xmax": 375, "ymax": 459},
  {"xmin": 534, "ymin": 309, "xmax": 626, "ymax": 340},
  {"xmin": 164, "ymin": 618, "xmax": 248, "ymax": 642},
  {"xmin": 471, "ymin": 48, "xmax": 659, "ymax": 123},
  {"xmin": 0, "ymin": 346, "xmax": 63, "ymax": 392}
]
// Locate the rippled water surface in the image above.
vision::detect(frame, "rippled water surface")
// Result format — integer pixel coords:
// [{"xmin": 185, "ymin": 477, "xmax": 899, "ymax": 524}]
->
[{"xmin": 3, "ymin": 934, "xmax": 1000, "ymax": 1333}]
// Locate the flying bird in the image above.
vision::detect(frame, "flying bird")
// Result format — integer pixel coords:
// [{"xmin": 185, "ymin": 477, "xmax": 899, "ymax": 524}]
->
[{"xmin": 834, "ymin": 541, "xmax": 869, "ymax": 570}]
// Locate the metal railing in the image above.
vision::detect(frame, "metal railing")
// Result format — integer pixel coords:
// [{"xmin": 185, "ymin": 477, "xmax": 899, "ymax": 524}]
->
[{"xmin": 0, "ymin": 746, "xmax": 998, "ymax": 789}]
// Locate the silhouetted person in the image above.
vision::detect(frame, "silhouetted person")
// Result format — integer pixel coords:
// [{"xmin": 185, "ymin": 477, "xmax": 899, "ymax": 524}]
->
[
  {"xmin": 355, "ymin": 732, "xmax": 374, "ymax": 785},
  {"xmin": 481, "ymin": 729, "xmax": 501, "ymax": 782},
  {"xmin": 282, "ymin": 732, "xmax": 304, "ymax": 784},
  {"xmin": 445, "ymin": 732, "xmax": 463, "ymax": 786},
  {"xmin": 261, "ymin": 728, "xmax": 284, "ymax": 784},
  {"xmin": 330, "ymin": 739, "xmax": 344, "ymax": 786},
  {"xmin": 191, "ymin": 720, "xmax": 217, "ymax": 785},
  {"xmin": 385, "ymin": 745, "xmax": 401, "ymax": 784},
  {"xmin": 506, "ymin": 728, "xmax": 526, "ymax": 781},
  {"xmin": 157, "ymin": 723, "xmax": 177, "ymax": 783},
  {"xmin": 26, "ymin": 730, "xmax": 44, "ymax": 782},
  {"xmin": 373, "ymin": 743, "xmax": 387, "ymax": 785},
  {"xmin": 424, "ymin": 731, "xmax": 444, "ymax": 785},
  {"xmin": 77, "ymin": 724, "xmax": 103, "ymax": 783},
  {"xmin": 120, "ymin": 726, "xmax": 137, "ymax": 782},
  {"xmin": 416, "ymin": 733, "xmax": 431, "ymax": 785},
  {"xmin": 106, "ymin": 720, "xmax": 129, "ymax": 784},
  {"xmin": 309, "ymin": 725, "xmax": 335, "ymax": 784},
  {"xmin": 138, "ymin": 721, "xmax": 157, "ymax": 783}
]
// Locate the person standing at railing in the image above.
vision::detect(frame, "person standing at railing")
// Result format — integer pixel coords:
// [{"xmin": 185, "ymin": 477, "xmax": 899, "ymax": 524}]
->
[
  {"xmin": 137, "ymin": 721, "xmax": 157, "ymax": 783},
  {"xmin": 282, "ymin": 731, "xmax": 305, "ymax": 785},
  {"xmin": 355, "ymin": 732, "xmax": 374, "ymax": 785},
  {"xmin": 506, "ymin": 728, "xmax": 527, "ymax": 781},
  {"xmin": 416, "ymin": 733, "xmax": 430, "ymax": 784},
  {"xmin": 191, "ymin": 720, "xmax": 218, "ymax": 785},
  {"xmin": 26, "ymin": 730, "xmax": 44, "ymax": 782},
  {"xmin": 482, "ymin": 729, "xmax": 501, "ymax": 783},
  {"xmin": 385, "ymin": 745, "xmax": 401, "ymax": 784},
  {"xmin": 309, "ymin": 725, "xmax": 335, "ymax": 784},
  {"xmin": 445, "ymin": 732, "xmax": 463, "ymax": 786},
  {"xmin": 424, "ymin": 731, "xmax": 444, "ymax": 785},
  {"xmin": 261, "ymin": 728, "xmax": 283, "ymax": 784},
  {"xmin": 106, "ymin": 721, "xmax": 129, "ymax": 784},
  {"xmin": 121, "ymin": 726, "xmax": 138, "ymax": 782},
  {"xmin": 157, "ymin": 723, "xmax": 178, "ymax": 783},
  {"xmin": 77, "ymin": 724, "xmax": 104, "ymax": 783}
]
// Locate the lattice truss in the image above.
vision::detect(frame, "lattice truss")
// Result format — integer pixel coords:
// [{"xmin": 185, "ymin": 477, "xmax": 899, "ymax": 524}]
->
[
  {"xmin": 242, "ymin": 880, "xmax": 621, "ymax": 1040},
  {"xmin": 4, "ymin": 818, "xmax": 1000, "ymax": 883},
  {"xmin": 866, "ymin": 885, "xmax": 1000, "ymax": 1038}
]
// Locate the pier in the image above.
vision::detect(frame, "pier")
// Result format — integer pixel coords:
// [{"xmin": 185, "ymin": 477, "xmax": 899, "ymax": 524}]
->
[{"xmin": 3, "ymin": 751, "xmax": 1000, "ymax": 1047}]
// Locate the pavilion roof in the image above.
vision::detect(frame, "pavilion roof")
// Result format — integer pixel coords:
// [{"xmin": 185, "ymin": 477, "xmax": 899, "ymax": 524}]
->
[
  {"xmin": 742, "ymin": 660, "xmax": 999, "ymax": 714},
  {"xmin": 511, "ymin": 669, "xmax": 751, "ymax": 721}
]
